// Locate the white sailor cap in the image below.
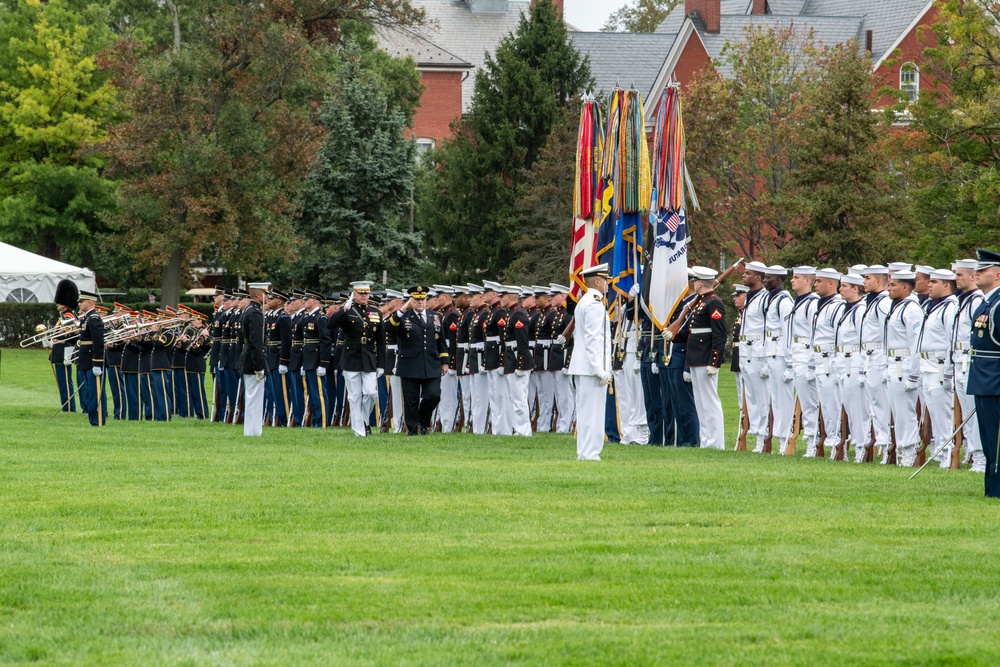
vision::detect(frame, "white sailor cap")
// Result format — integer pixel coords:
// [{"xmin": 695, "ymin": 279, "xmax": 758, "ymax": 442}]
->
[
  {"xmin": 815, "ymin": 268, "xmax": 841, "ymax": 281},
  {"xmin": 841, "ymin": 273, "xmax": 865, "ymax": 286},
  {"xmin": 350, "ymin": 280, "xmax": 373, "ymax": 293},
  {"xmin": 745, "ymin": 261, "xmax": 768, "ymax": 273},
  {"xmin": 247, "ymin": 282, "xmax": 271, "ymax": 290},
  {"xmin": 732, "ymin": 284, "xmax": 750, "ymax": 294},
  {"xmin": 432, "ymin": 284, "xmax": 454, "ymax": 294},
  {"xmin": 888, "ymin": 262, "xmax": 913, "ymax": 272},
  {"xmin": 930, "ymin": 269, "xmax": 957, "ymax": 281},
  {"xmin": 915, "ymin": 265, "xmax": 935, "ymax": 276},
  {"xmin": 952, "ymin": 259, "xmax": 979, "ymax": 271},
  {"xmin": 764, "ymin": 265, "xmax": 788, "ymax": 276},
  {"xmin": 466, "ymin": 283, "xmax": 484, "ymax": 294},
  {"xmin": 549, "ymin": 283, "xmax": 570, "ymax": 293},
  {"xmin": 690, "ymin": 266, "xmax": 718, "ymax": 280},
  {"xmin": 482, "ymin": 280, "xmax": 503, "ymax": 292},
  {"xmin": 864, "ymin": 265, "xmax": 889, "ymax": 275},
  {"xmin": 792, "ymin": 266, "xmax": 816, "ymax": 275},
  {"xmin": 850, "ymin": 264, "xmax": 868, "ymax": 274},
  {"xmin": 892, "ymin": 270, "xmax": 917, "ymax": 280},
  {"xmin": 580, "ymin": 263, "xmax": 610, "ymax": 279}
]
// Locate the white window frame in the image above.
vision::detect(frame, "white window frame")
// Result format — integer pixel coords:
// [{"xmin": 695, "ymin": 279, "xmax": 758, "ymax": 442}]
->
[{"xmin": 900, "ymin": 62, "xmax": 919, "ymax": 103}]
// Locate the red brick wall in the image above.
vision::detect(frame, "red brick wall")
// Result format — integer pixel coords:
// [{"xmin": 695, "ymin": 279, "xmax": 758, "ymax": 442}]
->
[
  {"xmin": 752, "ymin": 0, "xmax": 766, "ymax": 15},
  {"xmin": 873, "ymin": 5, "xmax": 944, "ymax": 109},
  {"xmin": 673, "ymin": 33, "xmax": 714, "ymax": 89},
  {"xmin": 410, "ymin": 70, "xmax": 465, "ymax": 146},
  {"xmin": 685, "ymin": 0, "xmax": 720, "ymax": 33}
]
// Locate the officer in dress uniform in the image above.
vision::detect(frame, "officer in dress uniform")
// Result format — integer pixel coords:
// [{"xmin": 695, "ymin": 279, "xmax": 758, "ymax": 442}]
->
[
  {"xmin": 860, "ymin": 266, "xmax": 894, "ymax": 463},
  {"xmin": 763, "ymin": 265, "xmax": 794, "ymax": 455},
  {"xmin": 952, "ymin": 259, "xmax": 986, "ymax": 472},
  {"xmin": 918, "ymin": 269, "xmax": 959, "ymax": 468},
  {"xmin": 835, "ymin": 274, "xmax": 868, "ymax": 462},
  {"xmin": 549, "ymin": 285, "xmax": 575, "ymax": 433},
  {"xmin": 482, "ymin": 281, "xmax": 509, "ymax": 435},
  {"xmin": 182, "ymin": 310, "xmax": 212, "ymax": 419},
  {"xmin": 265, "ymin": 289, "xmax": 292, "ymax": 427},
  {"xmin": 809, "ymin": 269, "xmax": 845, "ymax": 460},
  {"xmin": 76, "ymin": 290, "xmax": 106, "ymax": 426},
  {"xmin": 240, "ymin": 283, "xmax": 269, "ymax": 436},
  {"xmin": 740, "ymin": 262, "xmax": 770, "ymax": 451},
  {"xmin": 436, "ymin": 285, "xmax": 462, "ymax": 433},
  {"xmin": 207, "ymin": 287, "xmax": 226, "ymax": 421},
  {"xmin": 386, "ymin": 286, "xmax": 448, "ymax": 435},
  {"xmin": 150, "ymin": 309, "xmax": 176, "ymax": 421},
  {"xmin": 105, "ymin": 303, "xmax": 129, "ymax": 420},
  {"xmin": 171, "ymin": 307, "xmax": 191, "ymax": 417},
  {"xmin": 686, "ymin": 266, "xmax": 727, "ymax": 449},
  {"xmin": 380, "ymin": 289, "xmax": 405, "ymax": 432},
  {"xmin": 658, "ymin": 272, "xmax": 699, "ymax": 447},
  {"xmin": 451, "ymin": 285, "xmax": 473, "ymax": 431},
  {"xmin": 884, "ymin": 270, "xmax": 924, "ymax": 467},
  {"xmin": 467, "ymin": 284, "xmax": 491, "ymax": 434},
  {"xmin": 287, "ymin": 290, "xmax": 307, "ymax": 426},
  {"xmin": 228, "ymin": 290, "xmax": 247, "ymax": 423},
  {"xmin": 327, "ymin": 281, "xmax": 385, "ymax": 437},
  {"xmin": 616, "ymin": 285, "xmax": 648, "ymax": 445},
  {"xmin": 121, "ymin": 311, "xmax": 142, "ymax": 421},
  {"xmin": 503, "ymin": 286, "xmax": 536, "ymax": 437},
  {"xmin": 787, "ymin": 267, "xmax": 819, "ymax": 456},
  {"xmin": 532, "ymin": 286, "xmax": 556, "ymax": 433},
  {"xmin": 568, "ymin": 264, "xmax": 613, "ymax": 461},
  {"xmin": 967, "ymin": 249, "xmax": 1000, "ymax": 497},
  {"xmin": 301, "ymin": 289, "xmax": 331, "ymax": 428},
  {"xmin": 216, "ymin": 290, "xmax": 236, "ymax": 422}
]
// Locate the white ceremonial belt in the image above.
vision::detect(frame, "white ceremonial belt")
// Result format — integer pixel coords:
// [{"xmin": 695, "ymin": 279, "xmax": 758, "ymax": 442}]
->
[
  {"xmin": 861, "ymin": 342, "xmax": 883, "ymax": 351},
  {"xmin": 920, "ymin": 351, "xmax": 948, "ymax": 360},
  {"xmin": 458, "ymin": 343, "xmax": 469, "ymax": 349},
  {"xmin": 539, "ymin": 340, "xmax": 552, "ymax": 347},
  {"xmin": 740, "ymin": 334, "xmax": 762, "ymax": 342},
  {"xmin": 505, "ymin": 341, "xmax": 517, "ymax": 349},
  {"xmin": 793, "ymin": 336, "xmax": 811, "ymax": 343},
  {"xmin": 953, "ymin": 343, "xmax": 971, "ymax": 351},
  {"xmin": 972, "ymin": 349, "xmax": 1000, "ymax": 359},
  {"xmin": 528, "ymin": 341, "xmax": 535, "ymax": 348},
  {"xmin": 471, "ymin": 342, "xmax": 485, "ymax": 350},
  {"xmin": 486, "ymin": 336, "xmax": 500, "ymax": 343},
  {"xmin": 386, "ymin": 344, "xmax": 398, "ymax": 351},
  {"xmin": 690, "ymin": 327, "xmax": 712, "ymax": 334},
  {"xmin": 813, "ymin": 344, "xmax": 836, "ymax": 353},
  {"xmin": 887, "ymin": 348, "xmax": 911, "ymax": 358}
]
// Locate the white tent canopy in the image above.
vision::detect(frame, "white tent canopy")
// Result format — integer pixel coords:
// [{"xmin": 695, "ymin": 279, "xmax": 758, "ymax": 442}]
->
[{"xmin": 0, "ymin": 241, "xmax": 98, "ymax": 303}]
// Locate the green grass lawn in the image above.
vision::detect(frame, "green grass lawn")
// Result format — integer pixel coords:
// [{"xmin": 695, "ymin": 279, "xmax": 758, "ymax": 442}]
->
[{"xmin": 1, "ymin": 348, "xmax": 998, "ymax": 666}]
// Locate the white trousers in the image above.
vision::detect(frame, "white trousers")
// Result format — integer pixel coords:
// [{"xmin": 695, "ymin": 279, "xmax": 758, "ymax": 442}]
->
[
  {"xmin": 691, "ymin": 367, "xmax": 724, "ymax": 449},
  {"xmin": 535, "ymin": 371, "xmax": 556, "ymax": 432},
  {"xmin": 243, "ymin": 373, "xmax": 265, "ymax": 436},
  {"xmin": 389, "ymin": 374, "xmax": 404, "ymax": 433},
  {"xmin": 344, "ymin": 370, "xmax": 377, "ymax": 437},
  {"xmin": 815, "ymin": 366, "xmax": 842, "ymax": 458},
  {"xmin": 471, "ymin": 372, "xmax": 490, "ymax": 435},
  {"xmin": 459, "ymin": 375, "xmax": 472, "ymax": 431},
  {"xmin": 440, "ymin": 371, "xmax": 460, "ymax": 433},
  {"xmin": 615, "ymin": 348, "xmax": 648, "ymax": 444},
  {"xmin": 488, "ymin": 369, "xmax": 511, "ymax": 435},
  {"xmin": 767, "ymin": 355, "xmax": 795, "ymax": 453},
  {"xmin": 955, "ymin": 367, "xmax": 983, "ymax": 460},
  {"xmin": 838, "ymin": 354, "xmax": 870, "ymax": 461},
  {"xmin": 574, "ymin": 375, "xmax": 605, "ymax": 460},
  {"xmin": 791, "ymin": 358, "xmax": 819, "ymax": 454},
  {"xmin": 742, "ymin": 356, "xmax": 771, "ymax": 446},
  {"xmin": 554, "ymin": 371, "xmax": 575, "ymax": 433},
  {"xmin": 921, "ymin": 365, "xmax": 955, "ymax": 467},
  {"xmin": 506, "ymin": 371, "xmax": 532, "ymax": 437},
  {"xmin": 887, "ymin": 367, "xmax": 919, "ymax": 465},
  {"xmin": 864, "ymin": 356, "xmax": 892, "ymax": 448}
]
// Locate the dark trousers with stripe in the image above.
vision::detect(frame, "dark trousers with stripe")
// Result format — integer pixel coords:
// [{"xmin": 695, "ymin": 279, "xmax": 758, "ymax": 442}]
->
[
  {"xmin": 150, "ymin": 369, "xmax": 172, "ymax": 421},
  {"xmin": 305, "ymin": 369, "xmax": 328, "ymax": 428},
  {"xmin": 53, "ymin": 363, "xmax": 76, "ymax": 412},
  {"xmin": 378, "ymin": 374, "xmax": 390, "ymax": 427},
  {"xmin": 640, "ymin": 362, "xmax": 667, "ymax": 446},
  {"xmin": 225, "ymin": 368, "xmax": 240, "ymax": 420},
  {"xmin": 173, "ymin": 368, "xmax": 189, "ymax": 417},
  {"xmin": 124, "ymin": 373, "xmax": 140, "ymax": 420},
  {"xmin": 289, "ymin": 370, "xmax": 305, "ymax": 427},
  {"xmin": 140, "ymin": 372, "xmax": 153, "ymax": 420},
  {"xmin": 269, "ymin": 372, "xmax": 290, "ymax": 427},
  {"xmin": 662, "ymin": 367, "xmax": 699, "ymax": 447},
  {"xmin": 77, "ymin": 368, "xmax": 106, "ymax": 427},
  {"xmin": 975, "ymin": 396, "xmax": 1000, "ymax": 498},
  {"xmin": 108, "ymin": 366, "xmax": 124, "ymax": 420},
  {"xmin": 187, "ymin": 372, "xmax": 208, "ymax": 419}
]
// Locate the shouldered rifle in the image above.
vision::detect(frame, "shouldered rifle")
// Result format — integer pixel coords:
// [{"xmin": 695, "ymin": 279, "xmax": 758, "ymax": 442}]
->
[{"xmin": 663, "ymin": 258, "xmax": 745, "ymax": 340}]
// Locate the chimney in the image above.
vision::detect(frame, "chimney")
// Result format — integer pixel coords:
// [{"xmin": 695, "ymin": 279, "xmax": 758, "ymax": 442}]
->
[
  {"xmin": 865, "ymin": 29, "xmax": 873, "ymax": 54},
  {"xmin": 685, "ymin": 0, "xmax": 721, "ymax": 33},
  {"xmin": 751, "ymin": 0, "xmax": 767, "ymax": 15},
  {"xmin": 530, "ymin": 0, "xmax": 563, "ymax": 19}
]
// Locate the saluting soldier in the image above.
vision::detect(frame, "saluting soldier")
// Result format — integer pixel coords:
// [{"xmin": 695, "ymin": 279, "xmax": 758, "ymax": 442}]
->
[
  {"xmin": 809, "ymin": 269, "xmax": 845, "ymax": 460},
  {"xmin": 76, "ymin": 289, "xmax": 106, "ymax": 427},
  {"xmin": 967, "ymin": 249, "xmax": 1000, "ymax": 497},
  {"xmin": 387, "ymin": 286, "xmax": 449, "ymax": 435},
  {"xmin": 952, "ymin": 258, "xmax": 986, "ymax": 472},
  {"xmin": 918, "ymin": 269, "xmax": 959, "ymax": 468},
  {"xmin": 436, "ymin": 285, "xmax": 461, "ymax": 433},
  {"xmin": 328, "ymin": 281, "xmax": 385, "ymax": 437},
  {"xmin": 686, "ymin": 267, "xmax": 727, "ymax": 450},
  {"xmin": 301, "ymin": 289, "xmax": 332, "ymax": 428}
]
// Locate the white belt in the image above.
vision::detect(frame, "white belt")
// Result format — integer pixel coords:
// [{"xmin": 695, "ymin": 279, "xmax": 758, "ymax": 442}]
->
[
  {"xmin": 386, "ymin": 344, "xmax": 398, "ymax": 351},
  {"xmin": 505, "ymin": 341, "xmax": 517, "ymax": 349},
  {"xmin": 539, "ymin": 340, "xmax": 552, "ymax": 347},
  {"xmin": 458, "ymin": 343, "xmax": 469, "ymax": 349},
  {"xmin": 471, "ymin": 342, "xmax": 484, "ymax": 350},
  {"xmin": 813, "ymin": 344, "xmax": 836, "ymax": 354},
  {"xmin": 740, "ymin": 334, "xmax": 762, "ymax": 342},
  {"xmin": 690, "ymin": 327, "xmax": 711, "ymax": 334},
  {"xmin": 765, "ymin": 330, "xmax": 781, "ymax": 339},
  {"xmin": 486, "ymin": 336, "xmax": 500, "ymax": 343},
  {"xmin": 920, "ymin": 351, "xmax": 948, "ymax": 361},
  {"xmin": 838, "ymin": 345, "xmax": 860, "ymax": 354},
  {"xmin": 528, "ymin": 341, "xmax": 535, "ymax": 348},
  {"xmin": 953, "ymin": 343, "xmax": 971, "ymax": 351},
  {"xmin": 793, "ymin": 336, "xmax": 811, "ymax": 344},
  {"xmin": 861, "ymin": 342, "xmax": 883, "ymax": 351},
  {"xmin": 887, "ymin": 348, "xmax": 911, "ymax": 358}
]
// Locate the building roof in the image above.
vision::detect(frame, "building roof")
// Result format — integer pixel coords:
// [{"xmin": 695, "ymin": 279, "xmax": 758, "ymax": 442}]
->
[
  {"xmin": 405, "ymin": 0, "xmax": 533, "ymax": 112},
  {"xmin": 376, "ymin": 26, "xmax": 472, "ymax": 68},
  {"xmin": 569, "ymin": 32, "xmax": 678, "ymax": 100},
  {"xmin": 656, "ymin": 0, "xmax": 752, "ymax": 34}
]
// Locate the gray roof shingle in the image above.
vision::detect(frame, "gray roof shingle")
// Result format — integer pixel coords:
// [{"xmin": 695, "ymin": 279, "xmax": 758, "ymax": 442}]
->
[
  {"xmin": 569, "ymin": 32, "xmax": 678, "ymax": 100},
  {"xmin": 656, "ymin": 0, "xmax": 753, "ymax": 34},
  {"xmin": 766, "ymin": 0, "xmax": 808, "ymax": 14},
  {"xmin": 376, "ymin": 26, "xmax": 472, "ymax": 68},
  {"xmin": 801, "ymin": 0, "xmax": 931, "ymax": 62}
]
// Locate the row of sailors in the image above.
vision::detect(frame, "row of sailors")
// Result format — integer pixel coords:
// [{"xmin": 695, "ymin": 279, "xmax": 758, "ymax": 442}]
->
[
  {"xmin": 207, "ymin": 281, "xmax": 580, "ymax": 436},
  {"xmin": 732, "ymin": 260, "xmax": 986, "ymax": 470}
]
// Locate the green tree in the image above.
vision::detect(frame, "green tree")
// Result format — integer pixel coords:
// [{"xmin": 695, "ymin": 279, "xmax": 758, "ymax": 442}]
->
[
  {"xmin": 602, "ymin": 0, "xmax": 677, "ymax": 33},
  {"xmin": 416, "ymin": 0, "xmax": 589, "ymax": 280},
  {"xmin": 296, "ymin": 53, "xmax": 426, "ymax": 291},
  {"xmin": 0, "ymin": 0, "xmax": 117, "ymax": 264},
  {"xmin": 782, "ymin": 43, "xmax": 906, "ymax": 266}
]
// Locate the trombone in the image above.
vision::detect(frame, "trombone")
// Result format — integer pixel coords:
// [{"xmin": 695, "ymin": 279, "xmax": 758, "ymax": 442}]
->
[{"xmin": 20, "ymin": 318, "xmax": 79, "ymax": 347}]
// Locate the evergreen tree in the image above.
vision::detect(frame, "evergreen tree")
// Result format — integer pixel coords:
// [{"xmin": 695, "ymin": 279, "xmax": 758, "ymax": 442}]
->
[
  {"xmin": 416, "ymin": 0, "xmax": 589, "ymax": 280},
  {"xmin": 783, "ymin": 43, "xmax": 906, "ymax": 266},
  {"xmin": 296, "ymin": 54, "xmax": 425, "ymax": 291}
]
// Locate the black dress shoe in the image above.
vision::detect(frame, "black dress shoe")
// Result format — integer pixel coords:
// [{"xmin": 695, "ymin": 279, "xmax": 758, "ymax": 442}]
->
[
  {"xmin": 420, "ymin": 427, "xmax": 429, "ymax": 436},
  {"xmin": 365, "ymin": 424, "xmax": 371, "ymax": 436}
]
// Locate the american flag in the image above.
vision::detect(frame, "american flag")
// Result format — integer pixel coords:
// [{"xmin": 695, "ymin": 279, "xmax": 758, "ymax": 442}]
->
[{"xmin": 665, "ymin": 210, "xmax": 680, "ymax": 233}]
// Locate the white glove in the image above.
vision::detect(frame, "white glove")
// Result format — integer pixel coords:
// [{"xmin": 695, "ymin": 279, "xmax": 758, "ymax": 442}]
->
[
  {"xmin": 662, "ymin": 329, "xmax": 674, "ymax": 342},
  {"xmin": 555, "ymin": 334, "xmax": 567, "ymax": 346},
  {"xmin": 447, "ymin": 369, "xmax": 457, "ymax": 376},
  {"xmin": 707, "ymin": 366, "xmax": 719, "ymax": 376},
  {"xmin": 682, "ymin": 371, "xmax": 692, "ymax": 383},
  {"xmin": 300, "ymin": 368, "xmax": 306, "ymax": 376},
  {"xmin": 278, "ymin": 364, "xmax": 288, "ymax": 375},
  {"xmin": 905, "ymin": 376, "xmax": 919, "ymax": 392},
  {"xmin": 560, "ymin": 368, "xmax": 569, "ymax": 375},
  {"xmin": 43, "ymin": 340, "xmax": 52, "ymax": 349},
  {"xmin": 255, "ymin": 370, "xmax": 264, "ymax": 382},
  {"xmin": 377, "ymin": 368, "xmax": 384, "ymax": 378},
  {"xmin": 498, "ymin": 367, "xmax": 505, "ymax": 376},
  {"xmin": 650, "ymin": 364, "xmax": 659, "ymax": 375},
  {"xmin": 858, "ymin": 372, "xmax": 866, "ymax": 387},
  {"xmin": 479, "ymin": 367, "xmax": 487, "ymax": 375},
  {"xmin": 63, "ymin": 348, "xmax": 73, "ymax": 365},
  {"xmin": 629, "ymin": 283, "xmax": 640, "ymax": 297},
  {"xmin": 515, "ymin": 369, "xmax": 526, "ymax": 377},
  {"xmin": 783, "ymin": 368, "xmax": 795, "ymax": 383},
  {"xmin": 92, "ymin": 366, "xmax": 103, "ymax": 377},
  {"xmin": 598, "ymin": 371, "xmax": 613, "ymax": 385},
  {"xmin": 344, "ymin": 294, "xmax": 355, "ymax": 310},
  {"xmin": 317, "ymin": 366, "xmax": 326, "ymax": 378},
  {"xmin": 759, "ymin": 365, "xmax": 770, "ymax": 380}
]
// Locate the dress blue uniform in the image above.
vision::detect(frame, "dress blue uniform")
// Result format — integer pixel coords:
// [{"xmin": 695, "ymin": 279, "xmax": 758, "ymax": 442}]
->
[
  {"xmin": 967, "ymin": 249, "xmax": 1000, "ymax": 498},
  {"xmin": 75, "ymin": 295, "xmax": 106, "ymax": 427},
  {"xmin": 657, "ymin": 292, "xmax": 699, "ymax": 446}
]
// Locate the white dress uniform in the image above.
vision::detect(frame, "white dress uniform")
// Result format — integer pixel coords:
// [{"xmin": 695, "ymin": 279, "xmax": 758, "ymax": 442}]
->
[
  {"xmin": 764, "ymin": 283, "xmax": 794, "ymax": 454},
  {"xmin": 954, "ymin": 283, "xmax": 986, "ymax": 470},
  {"xmin": 740, "ymin": 281, "xmax": 770, "ymax": 451},
  {"xmin": 835, "ymin": 295, "xmax": 869, "ymax": 462},
  {"xmin": 917, "ymin": 286, "xmax": 959, "ymax": 468},
  {"xmin": 884, "ymin": 285, "xmax": 924, "ymax": 466},
  {"xmin": 615, "ymin": 318, "xmax": 648, "ymax": 444},
  {"xmin": 568, "ymin": 284, "xmax": 612, "ymax": 461},
  {"xmin": 787, "ymin": 290, "xmax": 820, "ymax": 456},
  {"xmin": 810, "ymin": 291, "xmax": 845, "ymax": 459},
  {"xmin": 860, "ymin": 280, "xmax": 893, "ymax": 460}
]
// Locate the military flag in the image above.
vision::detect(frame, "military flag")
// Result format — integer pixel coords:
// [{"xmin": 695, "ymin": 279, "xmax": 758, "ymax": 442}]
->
[{"xmin": 569, "ymin": 98, "xmax": 604, "ymax": 304}]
